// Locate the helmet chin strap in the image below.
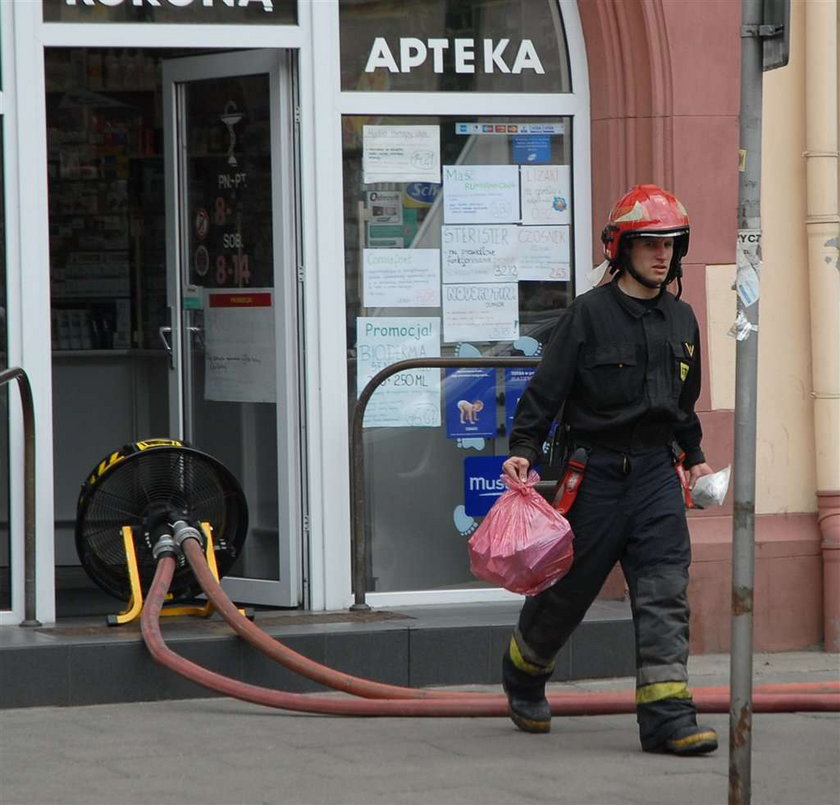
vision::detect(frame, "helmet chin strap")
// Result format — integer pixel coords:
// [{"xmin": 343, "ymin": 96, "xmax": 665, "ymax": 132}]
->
[
  {"xmin": 624, "ymin": 261, "xmax": 665, "ymax": 290},
  {"xmin": 614, "ymin": 231, "xmax": 687, "ymax": 296}
]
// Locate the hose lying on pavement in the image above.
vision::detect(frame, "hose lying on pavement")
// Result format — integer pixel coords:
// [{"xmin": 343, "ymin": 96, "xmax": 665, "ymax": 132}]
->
[
  {"xmin": 180, "ymin": 538, "xmax": 840, "ymax": 703},
  {"xmin": 181, "ymin": 537, "xmax": 462, "ymax": 700},
  {"xmin": 143, "ymin": 546, "xmax": 840, "ymax": 716}
]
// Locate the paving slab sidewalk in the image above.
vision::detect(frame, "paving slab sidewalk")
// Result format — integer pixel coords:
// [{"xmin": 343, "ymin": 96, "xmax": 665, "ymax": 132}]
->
[{"xmin": 1, "ymin": 651, "xmax": 837, "ymax": 805}]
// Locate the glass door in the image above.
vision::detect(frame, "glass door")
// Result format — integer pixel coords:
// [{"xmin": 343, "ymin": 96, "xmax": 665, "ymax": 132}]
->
[{"xmin": 162, "ymin": 50, "xmax": 302, "ymax": 607}]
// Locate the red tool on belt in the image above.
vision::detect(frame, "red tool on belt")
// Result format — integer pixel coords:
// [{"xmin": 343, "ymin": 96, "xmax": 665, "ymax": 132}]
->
[
  {"xmin": 551, "ymin": 443, "xmax": 696, "ymax": 513},
  {"xmin": 672, "ymin": 447, "xmax": 695, "ymax": 509},
  {"xmin": 551, "ymin": 447, "xmax": 589, "ymax": 515}
]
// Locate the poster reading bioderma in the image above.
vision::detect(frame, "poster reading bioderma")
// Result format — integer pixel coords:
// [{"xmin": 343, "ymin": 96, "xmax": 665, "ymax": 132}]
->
[{"xmin": 356, "ymin": 317, "xmax": 441, "ymax": 428}]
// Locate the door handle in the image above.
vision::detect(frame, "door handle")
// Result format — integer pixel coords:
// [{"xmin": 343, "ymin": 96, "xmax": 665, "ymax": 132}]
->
[
  {"xmin": 159, "ymin": 325, "xmax": 174, "ymax": 369},
  {"xmin": 159, "ymin": 325, "xmax": 204, "ymax": 367},
  {"xmin": 189, "ymin": 326, "xmax": 205, "ymax": 352}
]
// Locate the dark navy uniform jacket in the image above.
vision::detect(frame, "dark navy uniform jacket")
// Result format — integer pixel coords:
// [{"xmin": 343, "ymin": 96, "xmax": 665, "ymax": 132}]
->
[{"xmin": 508, "ymin": 277, "xmax": 706, "ymax": 469}]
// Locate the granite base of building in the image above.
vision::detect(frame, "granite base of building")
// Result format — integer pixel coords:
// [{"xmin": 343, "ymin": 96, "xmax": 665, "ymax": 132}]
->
[{"xmin": 0, "ymin": 599, "xmax": 633, "ymax": 710}]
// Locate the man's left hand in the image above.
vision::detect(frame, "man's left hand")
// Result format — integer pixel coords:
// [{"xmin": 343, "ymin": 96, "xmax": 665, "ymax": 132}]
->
[{"xmin": 688, "ymin": 462, "xmax": 714, "ymax": 489}]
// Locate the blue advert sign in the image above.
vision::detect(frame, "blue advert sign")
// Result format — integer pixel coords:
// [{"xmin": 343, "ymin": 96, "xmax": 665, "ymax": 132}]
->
[
  {"xmin": 444, "ymin": 367, "xmax": 496, "ymax": 439},
  {"xmin": 464, "ymin": 455, "xmax": 507, "ymax": 517},
  {"xmin": 504, "ymin": 367, "xmax": 535, "ymax": 432},
  {"xmin": 511, "ymin": 135, "xmax": 552, "ymax": 164}
]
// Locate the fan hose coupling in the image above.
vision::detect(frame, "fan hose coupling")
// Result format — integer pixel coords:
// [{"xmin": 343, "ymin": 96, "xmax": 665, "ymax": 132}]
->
[
  {"xmin": 172, "ymin": 520, "xmax": 203, "ymax": 550},
  {"xmin": 152, "ymin": 534, "xmax": 178, "ymax": 561}
]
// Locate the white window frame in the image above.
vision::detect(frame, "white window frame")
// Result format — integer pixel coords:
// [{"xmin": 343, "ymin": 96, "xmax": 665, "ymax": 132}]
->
[
  {"xmin": 1, "ymin": 1, "xmax": 318, "ymax": 623},
  {"xmin": 0, "ymin": 0, "xmax": 27, "ymax": 625},
  {"xmin": 319, "ymin": 0, "xmax": 591, "ymax": 609},
  {"xmin": 0, "ymin": 0, "xmax": 589, "ymax": 619}
]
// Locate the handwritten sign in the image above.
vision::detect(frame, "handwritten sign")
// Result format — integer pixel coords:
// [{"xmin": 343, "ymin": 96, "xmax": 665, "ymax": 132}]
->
[
  {"xmin": 363, "ymin": 249, "xmax": 440, "ymax": 308},
  {"xmin": 204, "ymin": 290, "xmax": 275, "ymax": 403},
  {"xmin": 515, "ymin": 225, "xmax": 570, "ymax": 280},
  {"xmin": 441, "ymin": 225, "xmax": 517, "ymax": 283},
  {"xmin": 363, "ymin": 125, "xmax": 441, "ymax": 184},
  {"xmin": 442, "ymin": 283, "xmax": 519, "ymax": 343},
  {"xmin": 441, "ymin": 224, "xmax": 570, "ymax": 283},
  {"xmin": 443, "ymin": 164, "xmax": 520, "ymax": 224},
  {"xmin": 356, "ymin": 316, "xmax": 441, "ymax": 427},
  {"xmin": 520, "ymin": 164, "xmax": 571, "ymax": 225}
]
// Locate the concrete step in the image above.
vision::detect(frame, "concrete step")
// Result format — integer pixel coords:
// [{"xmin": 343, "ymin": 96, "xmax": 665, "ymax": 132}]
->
[{"xmin": 0, "ymin": 599, "xmax": 634, "ymax": 709}]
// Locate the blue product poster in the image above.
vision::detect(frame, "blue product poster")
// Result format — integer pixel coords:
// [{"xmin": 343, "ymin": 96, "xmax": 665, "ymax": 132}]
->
[
  {"xmin": 504, "ymin": 367, "xmax": 535, "ymax": 433},
  {"xmin": 464, "ymin": 455, "xmax": 507, "ymax": 517},
  {"xmin": 511, "ymin": 135, "xmax": 552, "ymax": 164},
  {"xmin": 444, "ymin": 367, "xmax": 496, "ymax": 439}
]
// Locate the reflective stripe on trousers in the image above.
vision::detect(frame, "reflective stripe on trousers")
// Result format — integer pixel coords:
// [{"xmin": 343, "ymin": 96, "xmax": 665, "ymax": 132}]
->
[{"xmin": 514, "ymin": 444, "xmax": 698, "ymax": 744}]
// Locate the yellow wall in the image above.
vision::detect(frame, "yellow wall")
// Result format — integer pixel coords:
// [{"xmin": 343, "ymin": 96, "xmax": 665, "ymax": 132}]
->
[
  {"xmin": 705, "ymin": 263, "xmax": 736, "ymax": 411},
  {"xmin": 756, "ymin": 0, "xmax": 817, "ymax": 513},
  {"xmin": 704, "ymin": 0, "xmax": 817, "ymax": 514}
]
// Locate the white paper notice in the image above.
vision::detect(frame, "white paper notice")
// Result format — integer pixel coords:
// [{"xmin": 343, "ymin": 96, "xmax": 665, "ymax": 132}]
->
[
  {"xmin": 520, "ymin": 164, "xmax": 571, "ymax": 225},
  {"xmin": 443, "ymin": 165, "xmax": 520, "ymax": 224},
  {"xmin": 356, "ymin": 317, "xmax": 441, "ymax": 428},
  {"xmin": 363, "ymin": 125, "xmax": 441, "ymax": 184},
  {"xmin": 441, "ymin": 224, "xmax": 570, "ymax": 283},
  {"xmin": 205, "ymin": 290, "xmax": 275, "ymax": 403},
  {"xmin": 441, "ymin": 224, "xmax": 517, "ymax": 283},
  {"xmin": 442, "ymin": 284, "xmax": 519, "ymax": 343},
  {"xmin": 515, "ymin": 225, "xmax": 570, "ymax": 280},
  {"xmin": 363, "ymin": 249, "xmax": 441, "ymax": 308}
]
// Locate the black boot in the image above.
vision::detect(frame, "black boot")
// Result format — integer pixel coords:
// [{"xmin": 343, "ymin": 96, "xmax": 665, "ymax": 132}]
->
[
  {"xmin": 644, "ymin": 724, "xmax": 719, "ymax": 756},
  {"xmin": 501, "ymin": 639, "xmax": 553, "ymax": 734},
  {"xmin": 638, "ymin": 696, "xmax": 718, "ymax": 755}
]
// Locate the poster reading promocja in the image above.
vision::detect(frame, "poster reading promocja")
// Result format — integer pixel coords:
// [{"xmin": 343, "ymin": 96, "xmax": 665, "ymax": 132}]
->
[{"xmin": 356, "ymin": 317, "xmax": 441, "ymax": 428}]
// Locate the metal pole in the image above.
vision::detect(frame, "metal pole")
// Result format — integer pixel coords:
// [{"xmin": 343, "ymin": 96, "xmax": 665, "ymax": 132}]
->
[
  {"xmin": 730, "ymin": 1, "xmax": 764, "ymax": 801},
  {"xmin": 0, "ymin": 367, "xmax": 40, "ymax": 627},
  {"xmin": 18, "ymin": 371, "xmax": 40, "ymax": 627}
]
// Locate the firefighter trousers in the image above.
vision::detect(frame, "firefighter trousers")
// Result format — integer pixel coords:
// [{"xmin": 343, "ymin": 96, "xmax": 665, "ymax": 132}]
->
[{"xmin": 513, "ymin": 444, "xmax": 698, "ymax": 749}]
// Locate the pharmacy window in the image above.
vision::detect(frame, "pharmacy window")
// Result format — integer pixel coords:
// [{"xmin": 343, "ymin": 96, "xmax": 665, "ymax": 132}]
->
[
  {"xmin": 339, "ymin": 0, "xmax": 581, "ymax": 596},
  {"xmin": 342, "ymin": 115, "xmax": 575, "ymax": 594}
]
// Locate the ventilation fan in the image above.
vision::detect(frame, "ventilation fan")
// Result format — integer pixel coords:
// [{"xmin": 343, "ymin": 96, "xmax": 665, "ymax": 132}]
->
[{"xmin": 75, "ymin": 439, "xmax": 248, "ymax": 603}]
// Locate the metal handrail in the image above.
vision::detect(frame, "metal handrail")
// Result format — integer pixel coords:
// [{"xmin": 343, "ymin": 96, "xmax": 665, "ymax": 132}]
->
[
  {"xmin": 0, "ymin": 367, "xmax": 40, "ymax": 626},
  {"xmin": 349, "ymin": 356, "xmax": 541, "ymax": 610}
]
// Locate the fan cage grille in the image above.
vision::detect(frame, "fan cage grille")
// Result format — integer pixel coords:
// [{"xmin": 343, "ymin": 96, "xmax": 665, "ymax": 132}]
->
[{"xmin": 75, "ymin": 446, "xmax": 248, "ymax": 601}]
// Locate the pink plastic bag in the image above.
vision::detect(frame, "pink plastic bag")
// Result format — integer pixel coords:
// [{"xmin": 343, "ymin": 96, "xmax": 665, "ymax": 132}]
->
[{"xmin": 468, "ymin": 470, "xmax": 574, "ymax": 596}]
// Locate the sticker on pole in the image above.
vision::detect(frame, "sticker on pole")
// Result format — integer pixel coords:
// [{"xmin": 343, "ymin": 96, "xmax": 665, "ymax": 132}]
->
[{"xmin": 736, "ymin": 229, "xmax": 761, "ymax": 308}]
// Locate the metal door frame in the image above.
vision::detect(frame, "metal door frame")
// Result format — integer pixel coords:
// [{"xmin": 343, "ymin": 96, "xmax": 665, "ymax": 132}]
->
[{"xmin": 162, "ymin": 49, "xmax": 303, "ymax": 606}]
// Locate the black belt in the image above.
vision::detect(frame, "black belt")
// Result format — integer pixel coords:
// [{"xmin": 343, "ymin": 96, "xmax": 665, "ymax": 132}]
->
[{"xmin": 569, "ymin": 423, "xmax": 674, "ymax": 454}]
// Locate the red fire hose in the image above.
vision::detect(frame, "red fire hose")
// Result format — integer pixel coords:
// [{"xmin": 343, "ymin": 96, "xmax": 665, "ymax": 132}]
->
[
  {"xmin": 142, "ymin": 544, "xmax": 840, "ymax": 716},
  {"xmin": 180, "ymin": 537, "xmax": 840, "ymax": 703}
]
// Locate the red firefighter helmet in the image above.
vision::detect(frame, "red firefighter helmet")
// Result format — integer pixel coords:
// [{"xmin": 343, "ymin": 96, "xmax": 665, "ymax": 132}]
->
[
  {"xmin": 600, "ymin": 184, "xmax": 690, "ymax": 293},
  {"xmin": 600, "ymin": 184, "xmax": 690, "ymax": 260}
]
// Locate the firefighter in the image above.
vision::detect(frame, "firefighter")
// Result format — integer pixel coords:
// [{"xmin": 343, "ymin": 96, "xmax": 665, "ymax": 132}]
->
[{"xmin": 501, "ymin": 184, "xmax": 719, "ymax": 755}]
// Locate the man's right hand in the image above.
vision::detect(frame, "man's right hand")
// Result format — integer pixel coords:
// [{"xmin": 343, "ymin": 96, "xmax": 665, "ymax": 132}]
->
[{"xmin": 502, "ymin": 456, "xmax": 531, "ymax": 482}]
